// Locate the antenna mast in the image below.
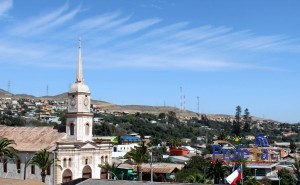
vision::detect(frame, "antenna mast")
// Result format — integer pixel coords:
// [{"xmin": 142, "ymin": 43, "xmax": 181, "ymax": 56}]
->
[
  {"xmin": 180, "ymin": 86, "xmax": 183, "ymax": 112},
  {"xmin": 197, "ymin": 96, "xmax": 200, "ymax": 114},
  {"xmin": 7, "ymin": 80, "xmax": 11, "ymax": 93}
]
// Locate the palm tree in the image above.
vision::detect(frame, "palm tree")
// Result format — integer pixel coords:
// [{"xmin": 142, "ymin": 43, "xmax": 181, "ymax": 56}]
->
[
  {"xmin": 29, "ymin": 149, "xmax": 53, "ymax": 183},
  {"xmin": 98, "ymin": 162, "xmax": 119, "ymax": 179},
  {"xmin": 186, "ymin": 173, "xmax": 206, "ymax": 183},
  {"xmin": 293, "ymin": 157, "xmax": 300, "ymax": 180},
  {"xmin": 0, "ymin": 137, "xmax": 18, "ymax": 160},
  {"xmin": 206, "ymin": 159, "xmax": 228, "ymax": 184},
  {"xmin": 127, "ymin": 142, "xmax": 150, "ymax": 181}
]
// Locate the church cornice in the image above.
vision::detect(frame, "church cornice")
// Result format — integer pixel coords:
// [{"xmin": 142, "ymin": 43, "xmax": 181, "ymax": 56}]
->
[
  {"xmin": 66, "ymin": 113, "xmax": 93, "ymax": 118},
  {"xmin": 68, "ymin": 92, "xmax": 91, "ymax": 95}
]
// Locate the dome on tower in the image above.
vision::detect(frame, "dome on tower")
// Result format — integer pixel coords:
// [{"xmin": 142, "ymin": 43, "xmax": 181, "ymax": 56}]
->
[{"xmin": 70, "ymin": 82, "xmax": 90, "ymax": 93}]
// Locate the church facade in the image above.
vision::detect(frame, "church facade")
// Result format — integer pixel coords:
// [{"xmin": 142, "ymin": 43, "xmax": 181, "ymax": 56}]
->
[{"xmin": 0, "ymin": 41, "xmax": 112, "ymax": 184}]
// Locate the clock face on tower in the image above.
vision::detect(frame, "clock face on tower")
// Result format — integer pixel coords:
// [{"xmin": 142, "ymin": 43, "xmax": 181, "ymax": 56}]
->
[
  {"xmin": 71, "ymin": 99, "xmax": 76, "ymax": 106},
  {"xmin": 69, "ymin": 95, "xmax": 76, "ymax": 108}
]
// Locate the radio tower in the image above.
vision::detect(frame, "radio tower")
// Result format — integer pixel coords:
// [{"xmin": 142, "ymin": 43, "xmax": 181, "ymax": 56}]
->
[
  {"xmin": 197, "ymin": 96, "xmax": 200, "ymax": 114},
  {"xmin": 183, "ymin": 95, "xmax": 186, "ymax": 111},
  {"xmin": 180, "ymin": 86, "xmax": 183, "ymax": 111},
  {"xmin": 7, "ymin": 80, "xmax": 11, "ymax": 93},
  {"xmin": 46, "ymin": 85, "xmax": 49, "ymax": 96}
]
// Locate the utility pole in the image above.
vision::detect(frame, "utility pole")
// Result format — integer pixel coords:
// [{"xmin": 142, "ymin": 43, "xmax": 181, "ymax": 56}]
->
[
  {"xmin": 7, "ymin": 80, "xmax": 11, "ymax": 93},
  {"xmin": 183, "ymin": 95, "xmax": 186, "ymax": 111},
  {"xmin": 46, "ymin": 85, "xmax": 49, "ymax": 96},
  {"xmin": 150, "ymin": 152, "xmax": 153, "ymax": 182},
  {"xmin": 180, "ymin": 86, "xmax": 183, "ymax": 112},
  {"xmin": 197, "ymin": 96, "xmax": 200, "ymax": 114}
]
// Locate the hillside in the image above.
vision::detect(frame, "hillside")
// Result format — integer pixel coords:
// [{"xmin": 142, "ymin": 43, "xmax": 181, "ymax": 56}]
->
[{"xmin": 0, "ymin": 89, "xmax": 273, "ymax": 122}]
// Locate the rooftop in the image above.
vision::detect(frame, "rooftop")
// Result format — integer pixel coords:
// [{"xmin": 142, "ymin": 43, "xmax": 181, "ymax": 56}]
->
[{"xmin": 0, "ymin": 126, "xmax": 66, "ymax": 152}]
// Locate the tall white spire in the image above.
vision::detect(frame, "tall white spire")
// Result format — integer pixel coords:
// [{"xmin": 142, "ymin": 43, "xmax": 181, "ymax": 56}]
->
[{"xmin": 76, "ymin": 38, "xmax": 83, "ymax": 83}]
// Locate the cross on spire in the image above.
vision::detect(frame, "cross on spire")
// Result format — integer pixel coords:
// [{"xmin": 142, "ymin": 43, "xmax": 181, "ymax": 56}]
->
[{"xmin": 79, "ymin": 37, "xmax": 82, "ymax": 48}]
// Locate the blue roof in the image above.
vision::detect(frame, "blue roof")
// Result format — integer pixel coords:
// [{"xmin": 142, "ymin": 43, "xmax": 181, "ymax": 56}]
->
[{"xmin": 121, "ymin": 136, "xmax": 141, "ymax": 141}]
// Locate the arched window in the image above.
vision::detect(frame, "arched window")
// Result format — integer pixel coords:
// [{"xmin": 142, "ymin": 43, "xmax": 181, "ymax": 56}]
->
[
  {"xmin": 31, "ymin": 165, "xmax": 35, "ymax": 174},
  {"xmin": 68, "ymin": 158, "xmax": 72, "ymax": 167},
  {"xmin": 3, "ymin": 159, "xmax": 7, "ymax": 173},
  {"xmin": 85, "ymin": 159, "xmax": 88, "ymax": 165},
  {"xmin": 16, "ymin": 160, "xmax": 21, "ymax": 173},
  {"xmin": 63, "ymin": 158, "xmax": 67, "ymax": 168},
  {"xmin": 101, "ymin": 156, "xmax": 104, "ymax": 164},
  {"xmin": 70, "ymin": 123, "xmax": 74, "ymax": 136},
  {"xmin": 85, "ymin": 123, "xmax": 90, "ymax": 136},
  {"xmin": 105, "ymin": 156, "xmax": 108, "ymax": 163}
]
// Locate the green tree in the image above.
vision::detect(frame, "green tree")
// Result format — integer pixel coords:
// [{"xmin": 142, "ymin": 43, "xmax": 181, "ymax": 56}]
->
[
  {"xmin": 175, "ymin": 168, "xmax": 200, "ymax": 182},
  {"xmin": 167, "ymin": 111, "xmax": 179, "ymax": 124},
  {"xmin": 290, "ymin": 141, "xmax": 297, "ymax": 153},
  {"xmin": 158, "ymin": 113, "xmax": 166, "ymax": 120},
  {"xmin": 148, "ymin": 137, "xmax": 162, "ymax": 147},
  {"xmin": 127, "ymin": 143, "xmax": 150, "ymax": 181},
  {"xmin": 29, "ymin": 149, "xmax": 54, "ymax": 183},
  {"xmin": 245, "ymin": 177, "xmax": 261, "ymax": 185},
  {"xmin": 217, "ymin": 131, "xmax": 226, "ymax": 140},
  {"xmin": 98, "ymin": 162, "xmax": 119, "ymax": 179},
  {"xmin": 235, "ymin": 105, "xmax": 242, "ymax": 123},
  {"xmin": 207, "ymin": 160, "xmax": 228, "ymax": 184},
  {"xmin": 0, "ymin": 138, "xmax": 18, "ymax": 160},
  {"xmin": 167, "ymin": 137, "xmax": 181, "ymax": 148},
  {"xmin": 186, "ymin": 173, "xmax": 206, "ymax": 183},
  {"xmin": 278, "ymin": 168, "xmax": 296, "ymax": 185},
  {"xmin": 293, "ymin": 157, "xmax": 300, "ymax": 181},
  {"xmin": 187, "ymin": 156, "xmax": 210, "ymax": 172},
  {"xmin": 243, "ymin": 108, "xmax": 251, "ymax": 132}
]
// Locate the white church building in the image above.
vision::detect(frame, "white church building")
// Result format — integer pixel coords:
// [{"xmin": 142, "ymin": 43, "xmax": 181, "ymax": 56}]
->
[{"xmin": 0, "ymin": 41, "xmax": 112, "ymax": 184}]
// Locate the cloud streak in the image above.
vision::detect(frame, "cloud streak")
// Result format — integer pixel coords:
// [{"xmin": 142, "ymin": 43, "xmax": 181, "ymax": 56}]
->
[
  {"xmin": 0, "ymin": 0, "xmax": 13, "ymax": 17},
  {"xmin": 9, "ymin": 3, "xmax": 81, "ymax": 36},
  {"xmin": 2, "ymin": 4, "xmax": 300, "ymax": 71}
]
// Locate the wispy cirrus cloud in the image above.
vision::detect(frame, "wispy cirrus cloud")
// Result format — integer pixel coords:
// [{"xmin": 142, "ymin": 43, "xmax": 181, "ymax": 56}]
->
[
  {"xmin": 2, "ymin": 3, "xmax": 300, "ymax": 71},
  {"xmin": 9, "ymin": 3, "xmax": 81, "ymax": 36},
  {"xmin": 0, "ymin": 0, "xmax": 13, "ymax": 17},
  {"xmin": 116, "ymin": 18, "xmax": 161, "ymax": 35}
]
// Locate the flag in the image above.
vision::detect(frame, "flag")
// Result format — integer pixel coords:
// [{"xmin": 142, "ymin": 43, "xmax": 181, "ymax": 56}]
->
[{"xmin": 226, "ymin": 165, "xmax": 242, "ymax": 185}]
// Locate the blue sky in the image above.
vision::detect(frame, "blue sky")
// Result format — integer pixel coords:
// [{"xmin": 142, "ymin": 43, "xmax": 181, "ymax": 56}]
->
[{"xmin": 1, "ymin": 0, "xmax": 300, "ymax": 123}]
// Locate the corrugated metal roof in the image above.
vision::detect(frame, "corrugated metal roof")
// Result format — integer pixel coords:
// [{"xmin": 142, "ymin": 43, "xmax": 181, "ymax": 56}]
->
[
  {"xmin": 0, "ymin": 178, "xmax": 46, "ymax": 185},
  {"xmin": 121, "ymin": 136, "xmax": 141, "ymax": 141},
  {"xmin": 0, "ymin": 126, "xmax": 66, "ymax": 152},
  {"xmin": 132, "ymin": 163, "xmax": 184, "ymax": 174}
]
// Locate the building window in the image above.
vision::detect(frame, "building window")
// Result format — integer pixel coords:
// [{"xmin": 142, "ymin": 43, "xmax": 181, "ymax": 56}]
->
[
  {"xmin": 16, "ymin": 160, "xmax": 21, "ymax": 173},
  {"xmin": 3, "ymin": 159, "xmax": 7, "ymax": 173},
  {"xmin": 85, "ymin": 123, "xmax": 89, "ymax": 136},
  {"xmin": 47, "ymin": 165, "xmax": 51, "ymax": 175},
  {"xmin": 105, "ymin": 156, "xmax": 108, "ymax": 163},
  {"xmin": 68, "ymin": 158, "xmax": 72, "ymax": 167},
  {"xmin": 101, "ymin": 156, "xmax": 104, "ymax": 164},
  {"xmin": 85, "ymin": 159, "xmax": 88, "ymax": 165},
  {"xmin": 63, "ymin": 158, "xmax": 67, "ymax": 168},
  {"xmin": 31, "ymin": 165, "xmax": 35, "ymax": 174},
  {"xmin": 70, "ymin": 123, "xmax": 74, "ymax": 136}
]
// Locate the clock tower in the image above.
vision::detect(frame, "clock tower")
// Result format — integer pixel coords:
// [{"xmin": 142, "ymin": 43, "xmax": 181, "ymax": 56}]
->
[{"xmin": 66, "ymin": 39, "xmax": 93, "ymax": 142}]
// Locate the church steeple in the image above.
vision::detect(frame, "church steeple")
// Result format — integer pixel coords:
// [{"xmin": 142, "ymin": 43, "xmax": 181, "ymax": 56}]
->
[
  {"xmin": 67, "ymin": 38, "xmax": 93, "ymax": 142},
  {"xmin": 76, "ymin": 38, "xmax": 83, "ymax": 83}
]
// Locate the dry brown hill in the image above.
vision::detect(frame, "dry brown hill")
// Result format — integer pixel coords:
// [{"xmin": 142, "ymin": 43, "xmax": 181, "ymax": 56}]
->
[{"xmin": 0, "ymin": 89, "xmax": 273, "ymax": 122}]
